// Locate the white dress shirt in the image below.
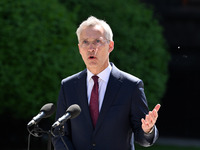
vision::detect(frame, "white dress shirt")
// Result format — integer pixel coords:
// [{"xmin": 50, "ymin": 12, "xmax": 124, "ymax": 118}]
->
[{"xmin": 87, "ymin": 64, "xmax": 112, "ymax": 111}]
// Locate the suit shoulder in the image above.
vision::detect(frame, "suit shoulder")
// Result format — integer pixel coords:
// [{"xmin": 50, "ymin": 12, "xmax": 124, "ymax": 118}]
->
[
  {"xmin": 61, "ymin": 69, "xmax": 86, "ymax": 84},
  {"xmin": 118, "ymin": 70, "xmax": 145, "ymax": 91},
  {"xmin": 120, "ymin": 70, "xmax": 141, "ymax": 83},
  {"xmin": 111, "ymin": 63, "xmax": 142, "ymax": 85}
]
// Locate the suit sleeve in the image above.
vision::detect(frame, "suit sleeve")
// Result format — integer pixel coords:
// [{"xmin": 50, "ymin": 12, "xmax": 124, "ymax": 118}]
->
[
  {"xmin": 130, "ymin": 80, "xmax": 159, "ymax": 147},
  {"xmin": 52, "ymin": 81, "xmax": 75, "ymax": 150}
]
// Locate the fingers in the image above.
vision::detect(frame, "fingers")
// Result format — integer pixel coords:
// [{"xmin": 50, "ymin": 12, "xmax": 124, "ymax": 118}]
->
[
  {"xmin": 149, "ymin": 111, "xmax": 155, "ymax": 122},
  {"xmin": 154, "ymin": 104, "xmax": 161, "ymax": 112},
  {"xmin": 145, "ymin": 113, "xmax": 154, "ymax": 126},
  {"xmin": 142, "ymin": 114, "xmax": 153, "ymax": 127},
  {"xmin": 141, "ymin": 104, "xmax": 161, "ymax": 133},
  {"xmin": 145, "ymin": 104, "xmax": 161, "ymax": 123},
  {"xmin": 141, "ymin": 118, "xmax": 145, "ymax": 125},
  {"xmin": 152, "ymin": 104, "xmax": 161, "ymax": 120},
  {"xmin": 141, "ymin": 116, "xmax": 153, "ymax": 133}
]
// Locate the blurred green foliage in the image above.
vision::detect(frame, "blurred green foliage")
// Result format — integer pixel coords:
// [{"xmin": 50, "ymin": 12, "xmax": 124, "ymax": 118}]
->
[
  {"xmin": 0, "ymin": 0, "xmax": 169, "ymax": 119},
  {"xmin": 0, "ymin": 0, "xmax": 84, "ymax": 118}
]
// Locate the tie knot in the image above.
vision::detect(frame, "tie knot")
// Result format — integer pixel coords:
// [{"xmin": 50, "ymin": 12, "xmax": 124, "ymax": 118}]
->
[{"xmin": 92, "ymin": 75, "xmax": 99, "ymax": 84}]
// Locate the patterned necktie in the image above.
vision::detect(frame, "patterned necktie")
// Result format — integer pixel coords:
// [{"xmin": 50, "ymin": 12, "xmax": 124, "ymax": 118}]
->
[{"xmin": 89, "ymin": 75, "xmax": 99, "ymax": 127}]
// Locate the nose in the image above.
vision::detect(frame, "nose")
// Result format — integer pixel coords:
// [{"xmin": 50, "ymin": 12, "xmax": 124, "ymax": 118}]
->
[{"xmin": 88, "ymin": 43, "xmax": 96, "ymax": 51}]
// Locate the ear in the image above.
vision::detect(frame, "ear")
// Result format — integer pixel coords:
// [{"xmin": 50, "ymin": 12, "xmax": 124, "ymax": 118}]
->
[{"xmin": 108, "ymin": 41, "xmax": 114, "ymax": 53}]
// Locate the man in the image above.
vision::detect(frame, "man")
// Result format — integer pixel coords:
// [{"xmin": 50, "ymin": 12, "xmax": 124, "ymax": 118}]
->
[{"xmin": 53, "ymin": 16, "xmax": 161, "ymax": 150}]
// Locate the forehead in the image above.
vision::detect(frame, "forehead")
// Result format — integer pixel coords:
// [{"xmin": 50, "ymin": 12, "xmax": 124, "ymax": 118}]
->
[{"xmin": 80, "ymin": 25, "xmax": 105, "ymax": 40}]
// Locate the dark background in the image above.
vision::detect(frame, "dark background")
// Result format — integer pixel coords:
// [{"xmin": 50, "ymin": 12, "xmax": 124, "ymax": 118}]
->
[{"xmin": 141, "ymin": 0, "xmax": 200, "ymax": 138}]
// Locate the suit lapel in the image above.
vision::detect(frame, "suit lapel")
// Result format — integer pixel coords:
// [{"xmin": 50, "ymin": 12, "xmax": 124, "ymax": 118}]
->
[
  {"xmin": 75, "ymin": 69, "xmax": 93, "ymax": 128},
  {"xmin": 94, "ymin": 64, "xmax": 122, "ymax": 133}
]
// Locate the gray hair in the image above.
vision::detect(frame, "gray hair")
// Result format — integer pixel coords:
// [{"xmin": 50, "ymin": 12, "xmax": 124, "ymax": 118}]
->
[{"xmin": 76, "ymin": 16, "xmax": 113, "ymax": 42}]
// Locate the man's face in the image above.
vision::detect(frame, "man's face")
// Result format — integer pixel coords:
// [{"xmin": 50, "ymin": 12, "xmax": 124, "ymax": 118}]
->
[{"xmin": 78, "ymin": 25, "xmax": 114, "ymax": 74}]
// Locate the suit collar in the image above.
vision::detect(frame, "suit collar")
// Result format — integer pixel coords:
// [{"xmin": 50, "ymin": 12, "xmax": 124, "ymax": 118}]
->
[{"xmin": 87, "ymin": 63, "xmax": 112, "ymax": 83}]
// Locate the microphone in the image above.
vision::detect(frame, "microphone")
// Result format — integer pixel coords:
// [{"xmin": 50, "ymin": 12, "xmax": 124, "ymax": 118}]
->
[
  {"xmin": 52, "ymin": 104, "xmax": 81, "ymax": 128},
  {"xmin": 27, "ymin": 103, "xmax": 56, "ymax": 127}
]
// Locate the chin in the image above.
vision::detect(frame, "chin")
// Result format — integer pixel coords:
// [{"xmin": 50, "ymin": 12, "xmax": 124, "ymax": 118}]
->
[
  {"xmin": 87, "ymin": 60, "xmax": 98, "ymax": 66},
  {"xmin": 88, "ymin": 63, "xmax": 98, "ymax": 68}
]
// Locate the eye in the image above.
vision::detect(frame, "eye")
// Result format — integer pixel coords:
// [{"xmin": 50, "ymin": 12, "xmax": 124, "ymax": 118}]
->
[
  {"xmin": 83, "ymin": 40, "xmax": 88, "ymax": 44},
  {"xmin": 96, "ymin": 39, "xmax": 101, "ymax": 43}
]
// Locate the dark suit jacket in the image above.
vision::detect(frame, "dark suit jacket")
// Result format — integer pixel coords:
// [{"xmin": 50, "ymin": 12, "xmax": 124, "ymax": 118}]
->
[{"xmin": 53, "ymin": 63, "xmax": 159, "ymax": 150}]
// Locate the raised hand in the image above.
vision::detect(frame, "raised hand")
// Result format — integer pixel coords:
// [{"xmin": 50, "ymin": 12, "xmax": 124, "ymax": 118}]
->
[{"xmin": 141, "ymin": 104, "xmax": 161, "ymax": 133}]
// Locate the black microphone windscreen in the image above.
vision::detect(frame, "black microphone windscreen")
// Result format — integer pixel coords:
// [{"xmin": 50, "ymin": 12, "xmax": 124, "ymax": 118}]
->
[
  {"xmin": 66, "ymin": 104, "xmax": 81, "ymax": 119},
  {"xmin": 40, "ymin": 103, "xmax": 56, "ymax": 118}
]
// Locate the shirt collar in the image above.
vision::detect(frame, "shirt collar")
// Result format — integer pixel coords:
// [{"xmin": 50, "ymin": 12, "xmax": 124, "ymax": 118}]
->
[{"xmin": 87, "ymin": 63, "xmax": 112, "ymax": 83}]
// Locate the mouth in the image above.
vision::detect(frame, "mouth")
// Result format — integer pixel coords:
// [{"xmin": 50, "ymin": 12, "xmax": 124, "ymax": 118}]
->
[{"xmin": 88, "ymin": 56, "xmax": 96, "ymax": 59}]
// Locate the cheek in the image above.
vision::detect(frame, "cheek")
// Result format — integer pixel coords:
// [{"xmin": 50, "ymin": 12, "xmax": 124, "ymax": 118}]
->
[
  {"xmin": 79, "ymin": 47, "xmax": 85, "ymax": 56},
  {"xmin": 99, "ymin": 46, "xmax": 110, "ymax": 55},
  {"xmin": 103, "ymin": 48, "xmax": 111, "ymax": 57},
  {"xmin": 99, "ymin": 51, "xmax": 110, "ymax": 60},
  {"xmin": 78, "ymin": 45, "xmax": 86, "ymax": 56},
  {"xmin": 79, "ymin": 50, "xmax": 88, "ymax": 61}
]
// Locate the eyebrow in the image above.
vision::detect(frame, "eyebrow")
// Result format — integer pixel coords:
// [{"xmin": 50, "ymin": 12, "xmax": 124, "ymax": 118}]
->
[{"xmin": 80, "ymin": 37, "xmax": 104, "ymax": 41}]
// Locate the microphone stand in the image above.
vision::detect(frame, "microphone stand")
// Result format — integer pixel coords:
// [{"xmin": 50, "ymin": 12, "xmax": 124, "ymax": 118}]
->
[
  {"xmin": 27, "ymin": 124, "xmax": 52, "ymax": 150},
  {"xmin": 47, "ymin": 130, "xmax": 52, "ymax": 150},
  {"xmin": 51, "ymin": 125, "xmax": 69, "ymax": 150}
]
